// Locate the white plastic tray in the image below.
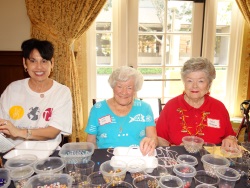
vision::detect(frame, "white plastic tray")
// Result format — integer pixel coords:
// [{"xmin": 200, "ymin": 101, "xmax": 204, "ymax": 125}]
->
[
  {"xmin": 113, "ymin": 146, "xmax": 157, "ymax": 157},
  {"xmin": 15, "ymin": 140, "xmax": 60, "ymax": 151},
  {"xmin": 3, "ymin": 149, "xmax": 53, "ymax": 160}
]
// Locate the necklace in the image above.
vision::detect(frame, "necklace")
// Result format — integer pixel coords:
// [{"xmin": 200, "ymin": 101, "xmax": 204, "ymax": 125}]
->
[
  {"xmin": 177, "ymin": 108, "xmax": 210, "ymax": 136},
  {"xmin": 118, "ymin": 116, "xmax": 128, "ymax": 135},
  {"xmin": 28, "ymin": 79, "xmax": 52, "ymax": 98}
]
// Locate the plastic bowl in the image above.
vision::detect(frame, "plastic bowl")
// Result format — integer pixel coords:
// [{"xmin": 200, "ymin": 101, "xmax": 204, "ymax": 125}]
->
[
  {"xmin": 127, "ymin": 158, "xmax": 146, "ymax": 179},
  {"xmin": 201, "ymin": 154, "xmax": 230, "ymax": 174},
  {"xmin": 194, "ymin": 170, "xmax": 219, "ymax": 186},
  {"xmin": 23, "ymin": 173, "xmax": 73, "ymax": 188},
  {"xmin": 33, "ymin": 157, "xmax": 65, "ymax": 174},
  {"xmin": 0, "ymin": 168, "xmax": 11, "ymax": 188},
  {"xmin": 215, "ymin": 166, "xmax": 241, "ymax": 188},
  {"xmin": 220, "ymin": 146, "xmax": 242, "ymax": 158},
  {"xmin": 100, "ymin": 159, "xmax": 127, "ymax": 184},
  {"xmin": 106, "ymin": 181, "xmax": 133, "ymax": 188},
  {"xmin": 182, "ymin": 136, "xmax": 204, "ymax": 153},
  {"xmin": 173, "ymin": 163, "xmax": 196, "ymax": 188},
  {"xmin": 133, "ymin": 175, "xmax": 159, "ymax": 188},
  {"xmin": 144, "ymin": 165, "xmax": 169, "ymax": 179},
  {"xmin": 159, "ymin": 175, "xmax": 183, "ymax": 188},
  {"xmin": 10, "ymin": 166, "xmax": 34, "ymax": 188},
  {"xmin": 58, "ymin": 142, "xmax": 95, "ymax": 164},
  {"xmin": 177, "ymin": 154, "xmax": 198, "ymax": 167},
  {"xmin": 4, "ymin": 154, "xmax": 37, "ymax": 171}
]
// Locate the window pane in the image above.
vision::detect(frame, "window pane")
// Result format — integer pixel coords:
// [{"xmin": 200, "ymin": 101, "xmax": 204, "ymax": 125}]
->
[
  {"xmin": 138, "ymin": 35, "xmax": 163, "ymax": 65},
  {"xmin": 165, "ymin": 35, "xmax": 192, "ymax": 65},
  {"xmin": 96, "ymin": 33, "xmax": 112, "ymax": 65},
  {"xmin": 216, "ymin": 1, "xmax": 232, "ymax": 31},
  {"xmin": 164, "ymin": 67, "xmax": 182, "ymax": 98},
  {"xmin": 167, "ymin": 1, "xmax": 193, "ymax": 32},
  {"xmin": 96, "ymin": 0, "xmax": 112, "ymax": 31},
  {"xmin": 214, "ymin": 36, "xmax": 229, "ymax": 65},
  {"xmin": 139, "ymin": 0, "xmax": 164, "ymax": 32},
  {"xmin": 96, "ymin": 67, "xmax": 113, "ymax": 100},
  {"xmin": 211, "ymin": 67, "xmax": 227, "ymax": 99}
]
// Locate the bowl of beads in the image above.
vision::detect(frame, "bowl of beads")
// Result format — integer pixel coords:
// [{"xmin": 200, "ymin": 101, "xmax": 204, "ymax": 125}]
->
[
  {"xmin": 133, "ymin": 174, "xmax": 159, "ymax": 188},
  {"xmin": 0, "ymin": 168, "xmax": 11, "ymax": 188},
  {"xmin": 127, "ymin": 158, "xmax": 146, "ymax": 179},
  {"xmin": 182, "ymin": 136, "xmax": 204, "ymax": 154},
  {"xmin": 58, "ymin": 142, "xmax": 95, "ymax": 164},
  {"xmin": 201, "ymin": 154, "xmax": 230, "ymax": 174},
  {"xmin": 23, "ymin": 173, "xmax": 73, "ymax": 188},
  {"xmin": 173, "ymin": 163, "xmax": 197, "ymax": 188},
  {"xmin": 10, "ymin": 165, "xmax": 34, "ymax": 188},
  {"xmin": 177, "ymin": 154, "xmax": 198, "ymax": 167},
  {"xmin": 4, "ymin": 154, "xmax": 37, "ymax": 171},
  {"xmin": 33, "ymin": 157, "xmax": 65, "ymax": 174},
  {"xmin": 99, "ymin": 159, "xmax": 127, "ymax": 184}
]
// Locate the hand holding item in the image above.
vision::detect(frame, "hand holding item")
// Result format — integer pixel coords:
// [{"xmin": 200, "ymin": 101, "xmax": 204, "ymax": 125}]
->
[
  {"xmin": 140, "ymin": 137, "xmax": 156, "ymax": 156},
  {"xmin": 221, "ymin": 135, "xmax": 240, "ymax": 154}
]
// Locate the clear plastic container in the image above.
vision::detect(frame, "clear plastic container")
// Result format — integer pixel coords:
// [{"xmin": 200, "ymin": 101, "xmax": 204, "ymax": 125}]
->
[
  {"xmin": 58, "ymin": 142, "xmax": 95, "ymax": 164},
  {"xmin": 144, "ymin": 165, "xmax": 169, "ymax": 179},
  {"xmin": 10, "ymin": 166, "xmax": 34, "ymax": 188},
  {"xmin": 194, "ymin": 170, "xmax": 219, "ymax": 187},
  {"xmin": 177, "ymin": 154, "xmax": 198, "ymax": 167},
  {"xmin": 159, "ymin": 175, "xmax": 183, "ymax": 188},
  {"xmin": 127, "ymin": 158, "xmax": 146, "ymax": 179},
  {"xmin": 99, "ymin": 160, "xmax": 127, "ymax": 184},
  {"xmin": 0, "ymin": 168, "xmax": 11, "ymax": 188},
  {"xmin": 182, "ymin": 136, "xmax": 204, "ymax": 153},
  {"xmin": 215, "ymin": 166, "xmax": 241, "ymax": 188},
  {"xmin": 106, "ymin": 181, "xmax": 133, "ymax": 188},
  {"xmin": 201, "ymin": 154, "xmax": 230, "ymax": 174},
  {"xmin": 4, "ymin": 154, "xmax": 37, "ymax": 171},
  {"xmin": 133, "ymin": 174, "xmax": 159, "ymax": 188},
  {"xmin": 33, "ymin": 157, "xmax": 65, "ymax": 174},
  {"xmin": 157, "ymin": 157, "xmax": 178, "ymax": 175},
  {"xmin": 173, "ymin": 163, "xmax": 197, "ymax": 188},
  {"xmin": 23, "ymin": 173, "xmax": 73, "ymax": 188}
]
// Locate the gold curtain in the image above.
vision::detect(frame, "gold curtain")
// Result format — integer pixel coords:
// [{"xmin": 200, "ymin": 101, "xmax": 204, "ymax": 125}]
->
[
  {"xmin": 25, "ymin": 0, "xmax": 106, "ymax": 141},
  {"xmin": 236, "ymin": 0, "xmax": 250, "ymax": 25}
]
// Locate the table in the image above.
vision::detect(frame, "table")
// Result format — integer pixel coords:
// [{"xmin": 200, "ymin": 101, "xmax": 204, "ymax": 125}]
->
[{"xmin": 1, "ymin": 146, "xmax": 248, "ymax": 188}]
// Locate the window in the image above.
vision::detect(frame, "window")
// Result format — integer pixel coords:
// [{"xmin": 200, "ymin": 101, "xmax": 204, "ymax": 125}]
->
[{"xmin": 87, "ymin": 0, "xmax": 243, "ymax": 117}]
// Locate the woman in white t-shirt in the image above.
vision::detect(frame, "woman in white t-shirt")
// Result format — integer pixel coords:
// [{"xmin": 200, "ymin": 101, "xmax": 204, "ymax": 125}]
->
[{"xmin": 0, "ymin": 38, "xmax": 72, "ymax": 144}]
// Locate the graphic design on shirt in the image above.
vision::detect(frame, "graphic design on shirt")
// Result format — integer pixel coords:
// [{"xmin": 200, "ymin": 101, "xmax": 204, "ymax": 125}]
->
[
  {"xmin": 43, "ymin": 108, "xmax": 53, "ymax": 121},
  {"xmin": 100, "ymin": 133, "xmax": 107, "ymax": 138},
  {"xmin": 118, "ymin": 133, "xmax": 129, "ymax": 137},
  {"xmin": 129, "ymin": 114, "xmax": 145, "ymax": 123},
  {"xmin": 139, "ymin": 130, "xmax": 146, "ymax": 137},
  {"xmin": 9, "ymin": 106, "xmax": 24, "ymax": 120},
  {"xmin": 27, "ymin": 107, "xmax": 40, "ymax": 120},
  {"xmin": 207, "ymin": 118, "xmax": 220, "ymax": 128},
  {"xmin": 89, "ymin": 125, "xmax": 96, "ymax": 133}
]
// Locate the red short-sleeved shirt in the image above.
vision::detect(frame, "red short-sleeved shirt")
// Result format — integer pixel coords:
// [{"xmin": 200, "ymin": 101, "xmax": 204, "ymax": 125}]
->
[{"xmin": 156, "ymin": 94, "xmax": 236, "ymax": 145}]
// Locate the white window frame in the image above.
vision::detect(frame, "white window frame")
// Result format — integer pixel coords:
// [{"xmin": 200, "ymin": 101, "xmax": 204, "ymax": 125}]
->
[{"xmin": 86, "ymin": 0, "xmax": 244, "ymax": 117}]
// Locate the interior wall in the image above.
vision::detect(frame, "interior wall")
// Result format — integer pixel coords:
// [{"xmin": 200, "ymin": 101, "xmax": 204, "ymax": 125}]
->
[{"xmin": 0, "ymin": 0, "xmax": 30, "ymax": 50}]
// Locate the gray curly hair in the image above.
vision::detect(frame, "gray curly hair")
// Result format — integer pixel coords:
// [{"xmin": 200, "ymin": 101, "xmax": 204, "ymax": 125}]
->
[
  {"xmin": 181, "ymin": 57, "xmax": 216, "ymax": 84},
  {"xmin": 108, "ymin": 66, "xmax": 144, "ymax": 92}
]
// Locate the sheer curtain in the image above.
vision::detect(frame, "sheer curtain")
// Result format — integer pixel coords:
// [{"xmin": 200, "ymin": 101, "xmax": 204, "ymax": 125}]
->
[{"xmin": 25, "ymin": 0, "xmax": 106, "ymax": 141}]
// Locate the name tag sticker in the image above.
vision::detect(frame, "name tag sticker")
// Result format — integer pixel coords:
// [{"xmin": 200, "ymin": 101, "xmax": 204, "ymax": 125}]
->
[
  {"xmin": 207, "ymin": 118, "xmax": 220, "ymax": 128},
  {"xmin": 99, "ymin": 115, "xmax": 112, "ymax": 126}
]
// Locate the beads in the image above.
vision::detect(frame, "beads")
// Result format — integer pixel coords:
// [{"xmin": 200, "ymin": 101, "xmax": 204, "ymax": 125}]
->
[{"xmin": 36, "ymin": 182, "xmax": 68, "ymax": 188}]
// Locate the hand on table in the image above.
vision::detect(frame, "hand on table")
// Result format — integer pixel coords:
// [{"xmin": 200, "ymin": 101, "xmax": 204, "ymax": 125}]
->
[{"xmin": 221, "ymin": 135, "xmax": 239, "ymax": 150}]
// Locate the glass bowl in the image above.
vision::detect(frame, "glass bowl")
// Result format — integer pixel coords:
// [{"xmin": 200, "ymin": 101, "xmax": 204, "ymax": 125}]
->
[{"xmin": 182, "ymin": 136, "xmax": 204, "ymax": 153}]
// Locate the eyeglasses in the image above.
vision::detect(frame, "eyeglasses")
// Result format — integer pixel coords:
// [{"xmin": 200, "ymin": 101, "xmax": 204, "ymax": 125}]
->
[{"xmin": 27, "ymin": 58, "xmax": 50, "ymax": 64}]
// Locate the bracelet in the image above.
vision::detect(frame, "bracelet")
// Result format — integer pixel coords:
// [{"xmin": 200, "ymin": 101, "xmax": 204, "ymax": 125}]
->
[{"xmin": 26, "ymin": 129, "xmax": 32, "ymax": 139}]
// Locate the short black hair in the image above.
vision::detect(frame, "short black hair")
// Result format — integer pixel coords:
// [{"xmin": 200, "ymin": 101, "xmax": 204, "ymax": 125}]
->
[{"xmin": 21, "ymin": 38, "xmax": 54, "ymax": 60}]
